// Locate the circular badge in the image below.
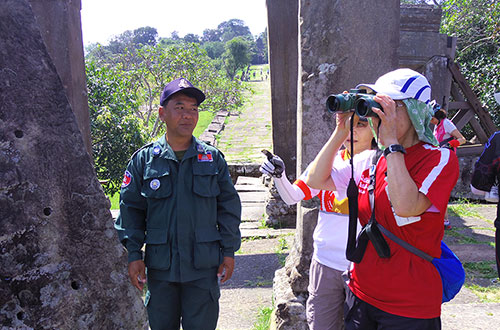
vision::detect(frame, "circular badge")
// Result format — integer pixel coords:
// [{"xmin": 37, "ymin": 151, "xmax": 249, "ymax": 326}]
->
[
  {"xmin": 153, "ymin": 146, "xmax": 161, "ymax": 156},
  {"xmin": 150, "ymin": 179, "xmax": 161, "ymax": 190}
]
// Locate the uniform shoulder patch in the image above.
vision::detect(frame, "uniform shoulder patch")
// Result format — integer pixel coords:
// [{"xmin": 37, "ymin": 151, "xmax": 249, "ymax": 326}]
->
[{"xmin": 121, "ymin": 170, "xmax": 132, "ymax": 188}]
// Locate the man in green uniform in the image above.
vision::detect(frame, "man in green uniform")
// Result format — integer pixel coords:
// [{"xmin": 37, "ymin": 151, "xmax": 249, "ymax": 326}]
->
[{"xmin": 115, "ymin": 77, "xmax": 241, "ymax": 330}]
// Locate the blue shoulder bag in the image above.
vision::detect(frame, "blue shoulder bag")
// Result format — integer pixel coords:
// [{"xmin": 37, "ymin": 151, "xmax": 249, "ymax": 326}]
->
[{"xmin": 377, "ymin": 224, "xmax": 465, "ymax": 303}]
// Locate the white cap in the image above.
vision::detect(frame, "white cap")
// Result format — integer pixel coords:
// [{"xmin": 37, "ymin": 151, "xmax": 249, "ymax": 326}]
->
[{"xmin": 356, "ymin": 68, "xmax": 432, "ymax": 104}]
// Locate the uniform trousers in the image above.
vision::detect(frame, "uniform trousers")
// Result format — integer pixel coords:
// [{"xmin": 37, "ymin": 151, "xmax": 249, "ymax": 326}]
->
[
  {"xmin": 306, "ymin": 258, "xmax": 346, "ymax": 330},
  {"xmin": 146, "ymin": 277, "xmax": 220, "ymax": 330}
]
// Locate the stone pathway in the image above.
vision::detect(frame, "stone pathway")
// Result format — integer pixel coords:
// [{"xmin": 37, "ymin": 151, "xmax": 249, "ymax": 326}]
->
[
  {"xmin": 217, "ymin": 176, "xmax": 294, "ymax": 330},
  {"xmin": 216, "ymin": 79, "xmax": 273, "ymax": 164}
]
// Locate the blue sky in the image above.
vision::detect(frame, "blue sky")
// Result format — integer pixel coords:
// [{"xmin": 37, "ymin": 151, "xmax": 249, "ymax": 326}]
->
[{"xmin": 80, "ymin": 0, "xmax": 268, "ymax": 46}]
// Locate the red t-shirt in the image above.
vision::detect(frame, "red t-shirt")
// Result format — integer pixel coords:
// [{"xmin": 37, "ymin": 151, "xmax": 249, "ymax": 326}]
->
[{"xmin": 348, "ymin": 142, "xmax": 459, "ymax": 318}]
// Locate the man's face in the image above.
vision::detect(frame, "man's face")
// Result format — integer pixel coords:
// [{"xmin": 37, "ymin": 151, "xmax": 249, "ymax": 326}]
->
[{"xmin": 159, "ymin": 93, "xmax": 199, "ymax": 139}]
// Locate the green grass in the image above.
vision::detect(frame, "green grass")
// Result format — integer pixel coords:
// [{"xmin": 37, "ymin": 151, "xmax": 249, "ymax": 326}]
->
[
  {"xmin": 252, "ymin": 306, "xmax": 273, "ymax": 330},
  {"xmin": 193, "ymin": 110, "xmax": 216, "ymax": 138},
  {"xmin": 108, "ymin": 193, "xmax": 120, "ymax": 210},
  {"xmin": 465, "ymin": 284, "xmax": 500, "ymax": 303}
]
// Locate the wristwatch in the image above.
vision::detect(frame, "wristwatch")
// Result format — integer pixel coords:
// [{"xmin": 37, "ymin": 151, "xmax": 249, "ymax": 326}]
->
[{"xmin": 383, "ymin": 144, "xmax": 406, "ymax": 157}]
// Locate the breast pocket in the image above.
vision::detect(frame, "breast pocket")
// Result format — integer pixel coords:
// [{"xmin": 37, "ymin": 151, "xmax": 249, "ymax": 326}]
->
[
  {"xmin": 141, "ymin": 160, "xmax": 172, "ymax": 199},
  {"xmin": 144, "ymin": 228, "xmax": 171, "ymax": 270},
  {"xmin": 192, "ymin": 162, "xmax": 220, "ymax": 197},
  {"xmin": 193, "ymin": 225, "xmax": 223, "ymax": 269}
]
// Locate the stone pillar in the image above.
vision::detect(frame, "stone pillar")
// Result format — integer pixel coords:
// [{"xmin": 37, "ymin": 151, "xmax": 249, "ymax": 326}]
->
[
  {"xmin": 266, "ymin": 0, "xmax": 299, "ymax": 173},
  {"xmin": 272, "ymin": 1, "xmax": 400, "ymax": 328},
  {"xmin": 0, "ymin": 1, "xmax": 147, "ymax": 328},
  {"xmin": 399, "ymin": 5, "xmax": 456, "ymax": 110},
  {"xmin": 29, "ymin": 0, "xmax": 92, "ymax": 157}
]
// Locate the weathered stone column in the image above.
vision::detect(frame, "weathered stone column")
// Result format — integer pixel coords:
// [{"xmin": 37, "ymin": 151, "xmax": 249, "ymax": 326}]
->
[
  {"xmin": 29, "ymin": 0, "xmax": 92, "ymax": 157},
  {"xmin": 266, "ymin": 0, "xmax": 299, "ymax": 174},
  {"xmin": 0, "ymin": 1, "xmax": 147, "ymax": 328},
  {"xmin": 272, "ymin": 1, "xmax": 400, "ymax": 328}
]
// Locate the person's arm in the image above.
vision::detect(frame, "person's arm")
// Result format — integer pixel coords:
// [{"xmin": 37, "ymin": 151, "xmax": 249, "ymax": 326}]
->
[
  {"xmin": 305, "ymin": 112, "xmax": 353, "ymax": 190},
  {"xmin": 450, "ymin": 129, "xmax": 466, "ymax": 146},
  {"xmin": 114, "ymin": 155, "xmax": 148, "ymax": 290},
  {"xmin": 260, "ymin": 156, "xmax": 318, "ymax": 205},
  {"xmin": 471, "ymin": 132, "xmax": 500, "ymax": 193},
  {"xmin": 215, "ymin": 152, "xmax": 242, "ymax": 283},
  {"xmin": 371, "ymin": 95, "xmax": 431, "ymax": 217}
]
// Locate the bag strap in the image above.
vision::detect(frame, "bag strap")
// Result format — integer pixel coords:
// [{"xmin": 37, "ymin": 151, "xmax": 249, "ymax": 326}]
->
[{"xmin": 376, "ymin": 223, "xmax": 434, "ymax": 262}]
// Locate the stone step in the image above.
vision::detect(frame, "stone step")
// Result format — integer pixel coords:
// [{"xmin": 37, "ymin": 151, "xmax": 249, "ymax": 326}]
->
[
  {"xmin": 240, "ymin": 227, "xmax": 295, "ymax": 239},
  {"xmin": 238, "ymin": 191, "xmax": 267, "ymax": 203},
  {"xmin": 241, "ymin": 205, "xmax": 265, "ymax": 222}
]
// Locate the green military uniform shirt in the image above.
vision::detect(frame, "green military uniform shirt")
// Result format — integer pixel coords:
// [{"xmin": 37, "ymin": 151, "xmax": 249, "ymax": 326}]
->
[{"xmin": 115, "ymin": 135, "xmax": 241, "ymax": 282}]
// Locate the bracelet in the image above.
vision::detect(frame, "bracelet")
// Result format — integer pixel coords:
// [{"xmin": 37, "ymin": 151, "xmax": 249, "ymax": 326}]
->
[{"xmin": 383, "ymin": 144, "xmax": 406, "ymax": 157}]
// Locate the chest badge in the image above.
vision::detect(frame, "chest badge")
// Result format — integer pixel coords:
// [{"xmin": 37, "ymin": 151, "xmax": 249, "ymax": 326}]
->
[
  {"xmin": 150, "ymin": 179, "xmax": 161, "ymax": 190},
  {"xmin": 152, "ymin": 146, "xmax": 162, "ymax": 156},
  {"xmin": 198, "ymin": 151, "xmax": 213, "ymax": 162}
]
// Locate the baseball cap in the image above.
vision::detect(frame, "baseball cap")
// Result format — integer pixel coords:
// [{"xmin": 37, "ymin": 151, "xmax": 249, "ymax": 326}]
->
[
  {"xmin": 356, "ymin": 68, "xmax": 431, "ymax": 104},
  {"xmin": 160, "ymin": 78, "xmax": 206, "ymax": 106}
]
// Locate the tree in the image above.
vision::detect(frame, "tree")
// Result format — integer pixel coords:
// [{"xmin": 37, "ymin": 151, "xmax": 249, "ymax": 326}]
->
[
  {"xmin": 132, "ymin": 26, "xmax": 158, "ymax": 47},
  {"xmin": 217, "ymin": 19, "xmax": 252, "ymax": 42},
  {"xmin": 223, "ymin": 37, "xmax": 252, "ymax": 79},
  {"xmin": 440, "ymin": 0, "xmax": 500, "ymax": 129},
  {"xmin": 85, "ymin": 61, "xmax": 146, "ymax": 195},
  {"xmin": 252, "ymin": 30, "xmax": 268, "ymax": 64},
  {"xmin": 183, "ymin": 33, "xmax": 200, "ymax": 44},
  {"xmin": 202, "ymin": 28, "xmax": 220, "ymax": 42},
  {"xmin": 203, "ymin": 41, "xmax": 225, "ymax": 59}
]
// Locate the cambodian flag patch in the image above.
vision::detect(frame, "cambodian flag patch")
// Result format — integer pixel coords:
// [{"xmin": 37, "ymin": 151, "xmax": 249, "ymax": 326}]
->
[
  {"xmin": 121, "ymin": 170, "xmax": 132, "ymax": 188},
  {"xmin": 198, "ymin": 151, "xmax": 213, "ymax": 162}
]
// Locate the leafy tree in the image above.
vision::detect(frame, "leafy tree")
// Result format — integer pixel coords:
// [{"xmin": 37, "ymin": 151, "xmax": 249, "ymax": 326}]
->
[
  {"xmin": 252, "ymin": 30, "xmax": 268, "ymax": 64},
  {"xmin": 218, "ymin": 19, "xmax": 253, "ymax": 42},
  {"xmin": 203, "ymin": 41, "xmax": 225, "ymax": 59},
  {"xmin": 202, "ymin": 28, "xmax": 221, "ymax": 42},
  {"xmin": 183, "ymin": 33, "xmax": 200, "ymax": 44},
  {"xmin": 223, "ymin": 37, "xmax": 252, "ymax": 79},
  {"xmin": 85, "ymin": 61, "xmax": 146, "ymax": 195},
  {"xmin": 440, "ymin": 0, "xmax": 500, "ymax": 129},
  {"xmin": 132, "ymin": 26, "xmax": 158, "ymax": 47}
]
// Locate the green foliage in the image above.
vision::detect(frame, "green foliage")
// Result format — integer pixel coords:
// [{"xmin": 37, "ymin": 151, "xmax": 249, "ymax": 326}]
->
[
  {"xmin": 441, "ymin": 0, "xmax": 500, "ymax": 132},
  {"xmin": 252, "ymin": 306, "xmax": 273, "ymax": 330},
  {"xmin": 86, "ymin": 61, "xmax": 146, "ymax": 195},
  {"xmin": 223, "ymin": 37, "xmax": 252, "ymax": 79},
  {"xmin": 86, "ymin": 38, "xmax": 249, "ymax": 195}
]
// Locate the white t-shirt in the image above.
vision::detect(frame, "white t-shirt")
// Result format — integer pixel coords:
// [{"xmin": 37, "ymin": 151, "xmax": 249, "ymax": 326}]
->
[{"xmin": 294, "ymin": 149, "xmax": 376, "ymax": 270}]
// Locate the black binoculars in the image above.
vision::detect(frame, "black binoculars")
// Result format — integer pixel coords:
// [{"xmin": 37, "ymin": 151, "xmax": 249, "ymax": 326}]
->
[{"xmin": 326, "ymin": 89, "xmax": 382, "ymax": 118}]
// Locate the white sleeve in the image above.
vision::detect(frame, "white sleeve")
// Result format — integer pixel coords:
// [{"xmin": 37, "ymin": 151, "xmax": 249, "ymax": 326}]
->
[
  {"xmin": 470, "ymin": 184, "xmax": 487, "ymax": 196},
  {"xmin": 444, "ymin": 119, "xmax": 458, "ymax": 135},
  {"xmin": 273, "ymin": 166, "xmax": 321, "ymax": 205},
  {"xmin": 273, "ymin": 175, "xmax": 306, "ymax": 205}
]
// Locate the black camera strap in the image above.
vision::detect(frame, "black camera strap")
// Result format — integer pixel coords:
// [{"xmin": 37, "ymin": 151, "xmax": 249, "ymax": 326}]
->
[
  {"xmin": 346, "ymin": 116, "xmax": 366, "ymax": 262},
  {"xmin": 346, "ymin": 115, "xmax": 390, "ymax": 262}
]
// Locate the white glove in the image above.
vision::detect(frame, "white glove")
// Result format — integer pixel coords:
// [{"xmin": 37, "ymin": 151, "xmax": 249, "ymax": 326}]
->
[{"xmin": 260, "ymin": 155, "xmax": 285, "ymax": 178}]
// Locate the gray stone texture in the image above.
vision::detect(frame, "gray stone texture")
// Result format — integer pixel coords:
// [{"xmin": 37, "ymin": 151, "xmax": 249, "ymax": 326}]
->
[
  {"xmin": 0, "ymin": 0, "xmax": 147, "ymax": 328},
  {"xmin": 266, "ymin": 0, "xmax": 299, "ymax": 175},
  {"xmin": 29, "ymin": 0, "xmax": 92, "ymax": 157}
]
